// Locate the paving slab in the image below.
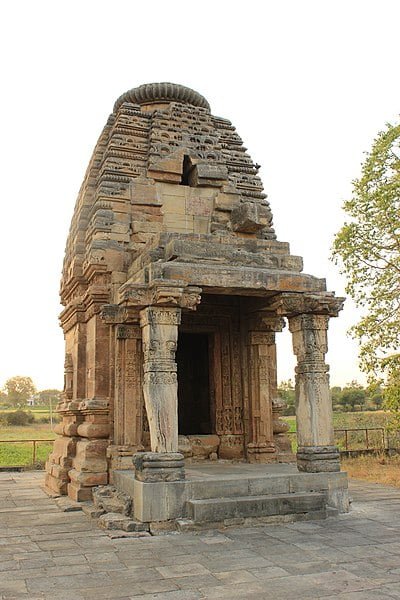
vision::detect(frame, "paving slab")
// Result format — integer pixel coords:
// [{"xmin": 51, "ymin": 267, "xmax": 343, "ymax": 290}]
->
[{"xmin": 0, "ymin": 472, "xmax": 400, "ymax": 599}]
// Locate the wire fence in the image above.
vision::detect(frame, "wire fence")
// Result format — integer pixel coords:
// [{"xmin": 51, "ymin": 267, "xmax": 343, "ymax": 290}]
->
[
  {"xmin": 287, "ymin": 427, "xmax": 400, "ymax": 456},
  {"xmin": 0, "ymin": 439, "xmax": 54, "ymax": 469},
  {"xmin": 1, "ymin": 429, "xmax": 400, "ymax": 469}
]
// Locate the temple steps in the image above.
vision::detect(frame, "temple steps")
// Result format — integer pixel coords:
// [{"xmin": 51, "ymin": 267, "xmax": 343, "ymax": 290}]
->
[{"xmin": 186, "ymin": 491, "xmax": 328, "ymax": 524}]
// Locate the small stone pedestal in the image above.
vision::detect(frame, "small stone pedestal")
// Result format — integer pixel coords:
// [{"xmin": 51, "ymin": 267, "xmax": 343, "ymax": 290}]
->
[
  {"xmin": 131, "ymin": 452, "xmax": 187, "ymax": 522},
  {"xmin": 133, "ymin": 452, "xmax": 185, "ymax": 482},
  {"xmin": 297, "ymin": 445, "xmax": 340, "ymax": 473}
]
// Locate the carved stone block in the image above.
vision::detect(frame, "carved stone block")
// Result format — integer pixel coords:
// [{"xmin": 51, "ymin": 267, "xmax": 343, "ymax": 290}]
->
[
  {"xmin": 231, "ymin": 202, "xmax": 271, "ymax": 233},
  {"xmin": 133, "ymin": 451, "xmax": 185, "ymax": 482},
  {"xmin": 297, "ymin": 445, "xmax": 340, "ymax": 473}
]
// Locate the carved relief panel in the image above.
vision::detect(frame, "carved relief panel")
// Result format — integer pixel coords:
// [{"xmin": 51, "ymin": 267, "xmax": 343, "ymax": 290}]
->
[{"xmin": 114, "ymin": 325, "xmax": 143, "ymax": 448}]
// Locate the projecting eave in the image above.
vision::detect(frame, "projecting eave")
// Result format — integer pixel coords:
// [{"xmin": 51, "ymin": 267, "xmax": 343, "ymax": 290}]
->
[{"xmin": 121, "ymin": 261, "xmax": 326, "ymax": 300}]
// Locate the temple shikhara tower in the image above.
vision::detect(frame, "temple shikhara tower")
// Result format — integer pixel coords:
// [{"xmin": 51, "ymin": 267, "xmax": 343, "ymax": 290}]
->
[{"xmin": 46, "ymin": 83, "xmax": 348, "ymax": 523}]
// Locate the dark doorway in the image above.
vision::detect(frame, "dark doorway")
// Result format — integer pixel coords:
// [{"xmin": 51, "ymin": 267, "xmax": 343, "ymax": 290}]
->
[
  {"xmin": 180, "ymin": 155, "xmax": 195, "ymax": 186},
  {"xmin": 177, "ymin": 332, "xmax": 212, "ymax": 435}
]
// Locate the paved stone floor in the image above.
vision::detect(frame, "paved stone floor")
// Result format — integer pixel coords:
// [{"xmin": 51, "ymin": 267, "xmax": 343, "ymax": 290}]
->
[{"xmin": 1, "ymin": 472, "xmax": 400, "ymax": 599}]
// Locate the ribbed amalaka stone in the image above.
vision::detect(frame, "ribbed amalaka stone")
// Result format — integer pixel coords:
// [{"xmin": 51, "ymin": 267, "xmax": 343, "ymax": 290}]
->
[{"xmin": 46, "ymin": 82, "xmax": 345, "ymax": 501}]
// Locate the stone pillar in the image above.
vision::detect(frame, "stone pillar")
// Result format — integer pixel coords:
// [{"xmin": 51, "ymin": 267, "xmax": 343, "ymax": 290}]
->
[
  {"xmin": 140, "ymin": 306, "xmax": 181, "ymax": 452},
  {"xmin": 246, "ymin": 316, "xmax": 284, "ymax": 462},
  {"xmin": 288, "ymin": 314, "xmax": 339, "ymax": 472}
]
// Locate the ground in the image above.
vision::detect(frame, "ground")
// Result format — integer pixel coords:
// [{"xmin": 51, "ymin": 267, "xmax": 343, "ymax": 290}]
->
[
  {"xmin": 1, "ymin": 473, "xmax": 400, "ymax": 599},
  {"xmin": 342, "ymin": 455, "xmax": 400, "ymax": 488}
]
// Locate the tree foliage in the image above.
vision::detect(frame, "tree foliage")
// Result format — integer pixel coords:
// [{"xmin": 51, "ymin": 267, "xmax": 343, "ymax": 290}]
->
[
  {"xmin": 278, "ymin": 380, "xmax": 383, "ymax": 414},
  {"xmin": 332, "ymin": 120, "xmax": 400, "ymax": 424},
  {"xmin": 277, "ymin": 379, "xmax": 296, "ymax": 415},
  {"xmin": 2, "ymin": 376, "xmax": 36, "ymax": 408},
  {"xmin": 37, "ymin": 389, "xmax": 61, "ymax": 406}
]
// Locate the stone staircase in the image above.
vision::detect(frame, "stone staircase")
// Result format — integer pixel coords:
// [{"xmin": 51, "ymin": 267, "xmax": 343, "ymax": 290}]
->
[
  {"xmin": 187, "ymin": 491, "xmax": 328, "ymax": 524},
  {"xmin": 113, "ymin": 463, "xmax": 348, "ymax": 528}
]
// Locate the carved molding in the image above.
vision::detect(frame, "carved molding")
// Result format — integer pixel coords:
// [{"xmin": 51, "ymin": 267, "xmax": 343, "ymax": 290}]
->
[
  {"xmin": 119, "ymin": 281, "xmax": 202, "ymax": 312},
  {"xmin": 270, "ymin": 292, "xmax": 345, "ymax": 317},
  {"xmin": 114, "ymin": 82, "xmax": 211, "ymax": 113},
  {"xmin": 140, "ymin": 306, "xmax": 182, "ymax": 327},
  {"xmin": 248, "ymin": 331, "xmax": 276, "ymax": 346},
  {"xmin": 115, "ymin": 325, "xmax": 141, "ymax": 339},
  {"xmin": 288, "ymin": 314, "xmax": 329, "ymax": 334}
]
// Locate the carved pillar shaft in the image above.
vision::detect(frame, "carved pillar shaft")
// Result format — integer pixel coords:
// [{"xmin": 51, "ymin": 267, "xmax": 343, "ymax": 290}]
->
[
  {"xmin": 140, "ymin": 306, "xmax": 181, "ymax": 453},
  {"xmin": 289, "ymin": 314, "xmax": 339, "ymax": 472},
  {"xmin": 247, "ymin": 331, "xmax": 275, "ymax": 456}
]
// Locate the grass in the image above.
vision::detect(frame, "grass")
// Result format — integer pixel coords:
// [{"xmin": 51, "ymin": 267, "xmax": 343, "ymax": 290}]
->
[
  {"xmin": 342, "ymin": 454, "xmax": 400, "ymax": 488},
  {"xmin": 0, "ymin": 423, "xmax": 56, "ymax": 468},
  {"xmin": 0, "ymin": 424, "xmax": 56, "ymax": 440},
  {"xmin": 285, "ymin": 411, "xmax": 400, "ymax": 487},
  {"xmin": 284, "ymin": 411, "xmax": 394, "ymax": 453},
  {"xmin": 0, "ymin": 441, "xmax": 53, "ymax": 468},
  {"xmin": 284, "ymin": 411, "xmax": 388, "ymax": 431},
  {"xmin": 0, "ymin": 406, "xmax": 52, "ymax": 414}
]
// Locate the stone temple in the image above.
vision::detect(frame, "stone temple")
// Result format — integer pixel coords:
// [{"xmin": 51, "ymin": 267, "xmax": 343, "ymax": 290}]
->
[{"xmin": 45, "ymin": 82, "xmax": 348, "ymax": 524}]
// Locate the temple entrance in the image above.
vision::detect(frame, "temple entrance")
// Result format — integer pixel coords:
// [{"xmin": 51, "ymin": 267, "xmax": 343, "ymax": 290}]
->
[{"xmin": 177, "ymin": 332, "xmax": 212, "ymax": 435}]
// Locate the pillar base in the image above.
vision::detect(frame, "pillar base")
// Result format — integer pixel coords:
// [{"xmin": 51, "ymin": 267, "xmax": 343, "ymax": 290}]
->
[
  {"xmin": 297, "ymin": 445, "xmax": 340, "ymax": 473},
  {"xmin": 133, "ymin": 452, "xmax": 185, "ymax": 482},
  {"xmin": 247, "ymin": 442, "xmax": 276, "ymax": 463}
]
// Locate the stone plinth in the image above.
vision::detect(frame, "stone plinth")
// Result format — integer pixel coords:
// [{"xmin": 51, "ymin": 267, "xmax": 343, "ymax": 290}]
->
[{"xmin": 114, "ymin": 462, "xmax": 349, "ymax": 524}]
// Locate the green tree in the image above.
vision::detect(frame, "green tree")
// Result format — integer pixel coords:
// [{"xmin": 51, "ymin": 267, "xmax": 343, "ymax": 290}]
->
[
  {"xmin": 332, "ymin": 120, "xmax": 400, "ymax": 423},
  {"xmin": 338, "ymin": 381, "xmax": 366, "ymax": 412},
  {"xmin": 278, "ymin": 379, "xmax": 296, "ymax": 416},
  {"xmin": 331, "ymin": 386, "xmax": 342, "ymax": 411},
  {"xmin": 37, "ymin": 389, "xmax": 61, "ymax": 406},
  {"xmin": 365, "ymin": 381, "xmax": 384, "ymax": 411},
  {"xmin": 3, "ymin": 376, "xmax": 36, "ymax": 408}
]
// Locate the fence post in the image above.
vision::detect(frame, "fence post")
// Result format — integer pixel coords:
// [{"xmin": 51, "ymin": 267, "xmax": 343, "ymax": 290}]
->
[
  {"xmin": 32, "ymin": 440, "xmax": 37, "ymax": 465},
  {"xmin": 365, "ymin": 429, "xmax": 369, "ymax": 450},
  {"xmin": 345, "ymin": 429, "xmax": 348, "ymax": 452}
]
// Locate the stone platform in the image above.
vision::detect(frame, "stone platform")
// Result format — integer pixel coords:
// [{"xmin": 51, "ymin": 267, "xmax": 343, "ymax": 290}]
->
[
  {"xmin": 113, "ymin": 462, "xmax": 349, "ymax": 525},
  {"xmin": 3, "ymin": 471, "xmax": 400, "ymax": 599}
]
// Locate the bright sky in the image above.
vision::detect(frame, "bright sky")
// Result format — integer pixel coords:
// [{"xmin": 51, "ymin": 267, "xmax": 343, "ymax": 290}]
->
[{"xmin": 1, "ymin": 0, "xmax": 399, "ymax": 392}]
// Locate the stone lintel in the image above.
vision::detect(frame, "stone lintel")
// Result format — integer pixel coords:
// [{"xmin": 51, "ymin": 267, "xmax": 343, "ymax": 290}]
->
[
  {"xmin": 162, "ymin": 239, "xmax": 303, "ymax": 272},
  {"xmin": 157, "ymin": 263, "xmax": 326, "ymax": 294}
]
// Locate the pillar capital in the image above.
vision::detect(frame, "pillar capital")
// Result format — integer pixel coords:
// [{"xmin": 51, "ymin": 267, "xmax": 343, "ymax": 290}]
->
[
  {"xmin": 118, "ymin": 280, "xmax": 201, "ymax": 311},
  {"xmin": 140, "ymin": 305, "xmax": 181, "ymax": 328},
  {"xmin": 270, "ymin": 292, "xmax": 344, "ymax": 318},
  {"xmin": 247, "ymin": 313, "xmax": 285, "ymax": 345},
  {"xmin": 288, "ymin": 313, "xmax": 329, "ymax": 334}
]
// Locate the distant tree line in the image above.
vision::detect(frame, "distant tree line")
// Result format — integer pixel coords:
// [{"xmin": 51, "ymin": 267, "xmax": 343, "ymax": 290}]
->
[
  {"xmin": 278, "ymin": 379, "xmax": 384, "ymax": 416},
  {"xmin": 0, "ymin": 376, "xmax": 61, "ymax": 408}
]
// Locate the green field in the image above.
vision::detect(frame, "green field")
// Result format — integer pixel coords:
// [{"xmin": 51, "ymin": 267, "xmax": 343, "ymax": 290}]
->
[
  {"xmin": 284, "ymin": 410, "xmax": 388, "ymax": 432},
  {"xmin": 0, "ymin": 423, "xmax": 56, "ymax": 468},
  {"xmin": 0, "ymin": 410, "xmax": 395, "ymax": 468}
]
